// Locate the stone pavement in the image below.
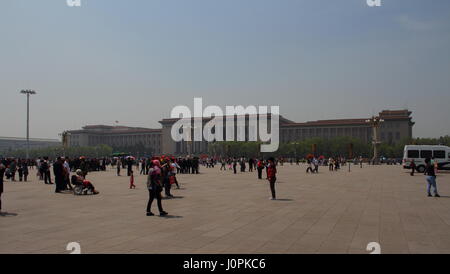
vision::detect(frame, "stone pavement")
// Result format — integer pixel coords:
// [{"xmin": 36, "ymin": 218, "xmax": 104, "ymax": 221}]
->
[{"xmin": 1, "ymin": 164, "xmax": 450, "ymax": 254}]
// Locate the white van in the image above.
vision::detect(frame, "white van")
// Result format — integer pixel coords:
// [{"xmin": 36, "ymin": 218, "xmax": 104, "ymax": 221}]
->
[{"xmin": 403, "ymin": 145, "xmax": 450, "ymax": 173}]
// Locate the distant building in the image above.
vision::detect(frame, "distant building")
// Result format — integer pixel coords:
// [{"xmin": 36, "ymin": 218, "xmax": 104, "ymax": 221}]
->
[
  {"xmin": 66, "ymin": 125, "xmax": 162, "ymax": 154},
  {"xmin": 281, "ymin": 110, "xmax": 414, "ymax": 145},
  {"xmin": 159, "ymin": 110, "xmax": 414, "ymax": 155},
  {"xmin": 65, "ymin": 110, "xmax": 414, "ymax": 155},
  {"xmin": 0, "ymin": 137, "xmax": 61, "ymax": 154}
]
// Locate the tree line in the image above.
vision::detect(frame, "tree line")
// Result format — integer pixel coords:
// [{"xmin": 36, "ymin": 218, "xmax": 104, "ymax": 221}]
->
[
  {"xmin": 1, "ymin": 144, "xmax": 113, "ymax": 159},
  {"xmin": 208, "ymin": 136, "xmax": 450, "ymax": 159},
  {"xmin": 2, "ymin": 135, "xmax": 449, "ymax": 159}
]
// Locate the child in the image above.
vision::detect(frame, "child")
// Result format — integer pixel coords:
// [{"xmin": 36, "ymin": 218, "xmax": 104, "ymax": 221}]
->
[{"xmin": 129, "ymin": 170, "xmax": 136, "ymax": 189}]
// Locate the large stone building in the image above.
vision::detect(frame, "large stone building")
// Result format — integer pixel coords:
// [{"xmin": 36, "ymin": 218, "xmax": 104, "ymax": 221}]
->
[
  {"xmin": 67, "ymin": 125, "xmax": 162, "ymax": 154},
  {"xmin": 281, "ymin": 110, "xmax": 414, "ymax": 144},
  {"xmin": 66, "ymin": 110, "xmax": 414, "ymax": 155},
  {"xmin": 0, "ymin": 137, "xmax": 61, "ymax": 154}
]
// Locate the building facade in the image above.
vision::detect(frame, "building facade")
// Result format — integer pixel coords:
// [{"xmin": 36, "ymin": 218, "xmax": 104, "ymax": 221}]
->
[
  {"xmin": 66, "ymin": 110, "xmax": 414, "ymax": 155},
  {"xmin": 281, "ymin": 110, "xmax": 414, "ymax": 145},
  {"xmin": 67, "ymin": 125, "xmax": 162, "ymax": 154}
]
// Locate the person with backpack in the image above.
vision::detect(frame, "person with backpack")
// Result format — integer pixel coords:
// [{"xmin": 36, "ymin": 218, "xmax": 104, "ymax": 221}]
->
[{"xmin": 266, "ymin": 157, "xmax": 277, "ymax": 200}]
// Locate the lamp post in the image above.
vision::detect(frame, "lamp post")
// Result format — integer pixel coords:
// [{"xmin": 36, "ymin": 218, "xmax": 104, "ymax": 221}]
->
[
  {"xmin": 20, "ymin": 89, "xmax": 37, "ymax": 159},
  {"xmin": 59, "ymin": 131, "xmax": 71, "ymax": 157},
  {"xmin": 184, "ymin": 122, "xmax": 200, "ymax": 157},
  {"xmin": 365, "ymin": 116, "xmax": 384, "ymax": 165}
]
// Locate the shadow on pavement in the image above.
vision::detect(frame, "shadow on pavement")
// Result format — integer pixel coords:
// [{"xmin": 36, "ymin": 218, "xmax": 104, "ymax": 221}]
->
[
  {"xmin": 159, "ymin": 215, "xmax": 183, "ymax": 219},
  {"xmin": 162, "ymin": 196, "xmax": 184, "ymax": 200},
  {"xmin": 0, "ymin": 212, "xmax": 18, "ymax": 217}
]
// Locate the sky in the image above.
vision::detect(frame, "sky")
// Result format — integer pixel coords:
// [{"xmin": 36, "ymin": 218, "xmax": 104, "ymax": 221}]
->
[{"xmin": 0, "ymin": 0, "xmax": 449, "ymax": 140}]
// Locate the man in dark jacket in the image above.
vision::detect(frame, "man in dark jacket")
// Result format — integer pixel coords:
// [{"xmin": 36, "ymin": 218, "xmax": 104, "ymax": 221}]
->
[
  {"xmin": 53, "ymin": 157, "xmax": 65, "ymax": 193},
  {"xmin": 41, "ymin": 159, "xmax": 52, "ymax": 184}
]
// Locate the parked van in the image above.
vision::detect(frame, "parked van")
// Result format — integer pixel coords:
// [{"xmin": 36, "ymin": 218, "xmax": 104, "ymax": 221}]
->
[{"xmin": 403, "ymin": 145, "xmax": 450, "ymax": 173}]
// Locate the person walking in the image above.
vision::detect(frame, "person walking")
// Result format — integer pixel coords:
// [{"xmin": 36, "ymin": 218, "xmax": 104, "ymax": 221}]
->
[
  {"xmin": 18, "ymin": 160, "xmax": 24, "ymax": 182},
  {"xmin": 313, "ymin": 158, "xmax": 319, "ymax": 173},
  {"xmin": 220, "ymin": 159, "xmax": 226, "ymax": 171},
  {"xmin": 79, "ymin": 157, "xmax": 88, "ymax": 179},
  {"xmin": 306, "ymin": 159, "xmax": 313, "ymax": 173},
  {"xmin": 117, "ymin": 159, "xmax": 121, "ymax": 176},
  {"xmin": 63, "ymin": 158, "xmax": 72, "ymax": 190},
  {"xmin": 140, "ymin": 159, "xmax": 146, "ymax": 175},
  {"xmin": 257, "ymin": 159, "xmax": 264, "ymax": 179},
  {"xmin": 266, "ymin": 157, "xmax": 277, "ymax": 200},
  {"xmin": 130, "ymin": 170, "xmax": 136, "ymax": 189},
  {"xmin": 410, "ymin": 160, "xmax": 416, "ymax": 176},
  {"xmin": 42, "ymin": 159, "xmax": 53, "ymax": 184},
  {"xmin": 170, "ymin": 161, "xmax": 180, "ymax": 189},
  {"xmin": 22, "ymin": 160, "xmax": 29, "ymax": 182},
  {"xmin": 146, "ymin": 160, "xmax": 168, "ymax": 216},
  {"xmin": 240, "ymin": 158, "xmax": 246, "ymax": 172},
  {"xmin": 425, "ymin": 158, "xmax": 440, "ymax": 197},
  {"xmin": 0, "ymin": 163, "xmax": 5, "ymax": 214},
  {"xmin": 10, "ymin": 160, "xmax": 17, "ymax": 182},
  {"xmin": 162, "ymin": 163, "xmax": 173, "ymax": 198},
  {"xmin": 249, "ymin": 158, "xmax": 254, "ymax": 172},
  {"xmin": 328, "ymin": 157, "xmax": 334, "ymax": 171}
]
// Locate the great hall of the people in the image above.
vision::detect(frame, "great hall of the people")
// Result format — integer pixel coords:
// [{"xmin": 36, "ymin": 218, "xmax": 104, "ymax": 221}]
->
[{"xmin": 66, "ymin": 110, "xmax": 414, "ymax": 155}]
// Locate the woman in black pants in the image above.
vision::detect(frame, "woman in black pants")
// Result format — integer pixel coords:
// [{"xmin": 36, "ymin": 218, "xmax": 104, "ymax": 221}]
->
[{"xmin": 146, "ymin": 161, "xmax": 168, "ymax": 216}]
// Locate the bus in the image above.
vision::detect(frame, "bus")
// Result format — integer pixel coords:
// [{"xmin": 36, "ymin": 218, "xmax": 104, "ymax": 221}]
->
[{"xmin": 403, "ymin": 145, "xmax": 450, "ymax": 173}]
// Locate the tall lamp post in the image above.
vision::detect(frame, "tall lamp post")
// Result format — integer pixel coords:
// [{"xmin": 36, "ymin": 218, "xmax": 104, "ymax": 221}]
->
[
  {"xmin": 184, "ymin": 122, "xmax": 200, "ymax": 157},
  {"xmin": 365, "ymin": 116, "xmax": 384, "ymax": 165},
  {"xmin": 20, "ymin": 89, "xmax": 37, "ymax": 159},
  {"xmin": 59, "ymin": 131, "xmax": 71, "ymax": 157}
]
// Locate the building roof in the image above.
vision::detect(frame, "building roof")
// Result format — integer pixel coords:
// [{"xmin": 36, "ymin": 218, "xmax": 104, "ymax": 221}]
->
[
  {"xmin": 282, "ymin": 110, "xmax": 413, "ymax": 128},
  {"xmin": 159, "ymin": 114, "xmax": 294, "ymax": 125},
  {"xmin": 282, "ymin": 118, "xmax": 370, "ymax": 127},
  {"xmin": 67, "ymin": 109, "xmax": 414, "ymax": 132},
  {"xmin": 67, "ymin": 125, "xmax": 161, "ymax": 135}
]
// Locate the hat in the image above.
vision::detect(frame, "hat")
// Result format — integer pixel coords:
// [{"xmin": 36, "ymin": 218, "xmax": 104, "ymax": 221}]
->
[{"xmin": 152, "ymin": 160, "xmax": 161, "ymax": 167}]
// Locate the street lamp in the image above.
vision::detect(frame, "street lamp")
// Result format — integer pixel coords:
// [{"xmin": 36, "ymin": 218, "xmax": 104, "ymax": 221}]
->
[
  {"xmin": 20, "ymin": 89, "xmax": 37, "ymax": 159},
  {"xmin": 365, "ymin": 116, "xmax": 384, "ymax": 165},
  {"xmin": 184, "ymin": 121, "xmax": 200, "ymax": 157},
  {"xmin": 59, "ymin": 131, "xmax": 71, "ymax": 157}
]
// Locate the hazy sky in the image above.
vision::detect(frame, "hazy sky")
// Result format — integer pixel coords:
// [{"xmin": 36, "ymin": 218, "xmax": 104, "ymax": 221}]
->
[{"xmin": 1, "ymin": 0, "xmax": 449, "ymax": 139}]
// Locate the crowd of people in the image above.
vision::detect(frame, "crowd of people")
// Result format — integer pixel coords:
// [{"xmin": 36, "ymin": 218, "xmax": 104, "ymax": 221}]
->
[{"xmin": 0, "ymin": 153, "xmax": 445, "ymax": 216}]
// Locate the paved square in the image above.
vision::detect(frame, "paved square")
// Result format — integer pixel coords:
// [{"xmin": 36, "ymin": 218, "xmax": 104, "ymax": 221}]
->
[{"xmin": 1, "ymin": 164, "xmax": 450, "ymax": 254}]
